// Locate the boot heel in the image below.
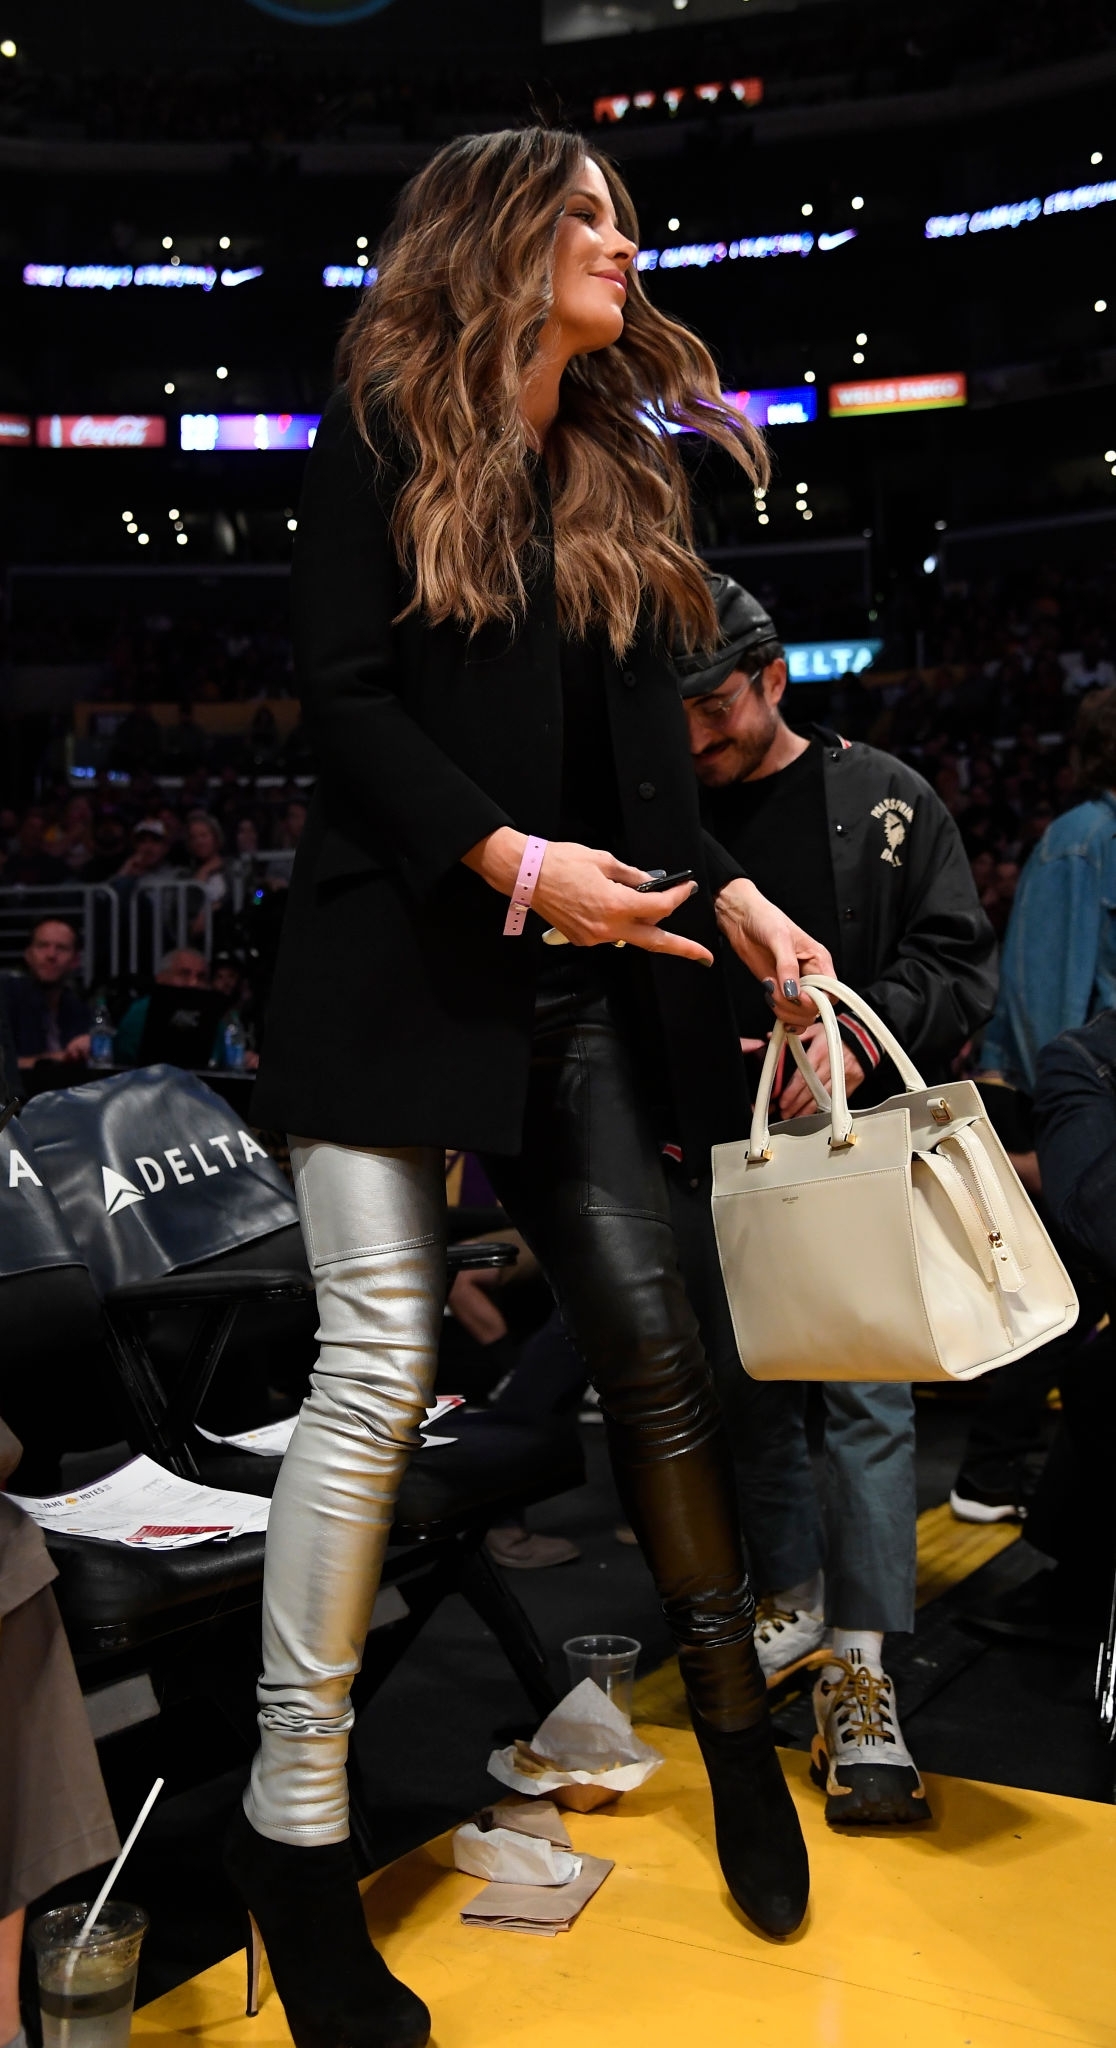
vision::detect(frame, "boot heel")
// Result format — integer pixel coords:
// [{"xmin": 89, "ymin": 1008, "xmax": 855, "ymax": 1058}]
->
[{"xmin": 245, "ymin": 1911, "xmax": 263, "ymax": 2018}]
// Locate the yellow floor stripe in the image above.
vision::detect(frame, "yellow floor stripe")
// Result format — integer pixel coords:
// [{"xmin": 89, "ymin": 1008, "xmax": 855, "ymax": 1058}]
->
[
  {"xmin": 629, "ymin": 1499, "xmax": 1021, "ymax": 1728},
  {"xmin": 914, "ymin": 1499, "xmax": 1019, "ymax": 1609}
]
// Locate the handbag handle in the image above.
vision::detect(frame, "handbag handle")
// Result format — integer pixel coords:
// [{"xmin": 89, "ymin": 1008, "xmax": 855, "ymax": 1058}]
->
[
  {"xmin": 747, "ymin": 986, "xmax": 854, "ymax": 1161},
  {"xmin": 799, "ymin": 974, "xmax": 926, "ymax": 1091}
]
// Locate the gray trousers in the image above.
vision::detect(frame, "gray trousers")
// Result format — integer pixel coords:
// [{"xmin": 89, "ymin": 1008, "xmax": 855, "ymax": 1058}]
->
[{"xmin": 669, "ymin": 1172, "xmax": 917, "ymax": 1634}]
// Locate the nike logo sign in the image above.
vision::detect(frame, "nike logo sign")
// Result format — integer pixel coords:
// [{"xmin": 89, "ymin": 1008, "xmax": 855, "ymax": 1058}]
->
[
  {"xmin": 220, "ymin": 266, "xmax": 264, "ymax": 288},
  {"xmin": 817, "ymin": 230, "xmax": 857, "ymax": 251}
]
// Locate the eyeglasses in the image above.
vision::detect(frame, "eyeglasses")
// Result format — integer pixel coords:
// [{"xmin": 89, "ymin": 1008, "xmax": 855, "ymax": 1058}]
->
[{"xmin": 687, "ymin": 670, "xmax": 761, "ymax": 722}]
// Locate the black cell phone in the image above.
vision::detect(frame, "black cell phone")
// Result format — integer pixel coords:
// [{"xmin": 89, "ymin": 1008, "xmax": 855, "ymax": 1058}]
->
[{"xmin": 636, "ymin": 868, "xmax": 696, "ymax": 893}]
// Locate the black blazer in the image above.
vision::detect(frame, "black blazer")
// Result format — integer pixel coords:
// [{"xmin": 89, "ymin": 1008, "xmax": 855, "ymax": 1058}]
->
[{"xmin": 251, "ymin": 390, "xmax": 751, "ymax": 1167}]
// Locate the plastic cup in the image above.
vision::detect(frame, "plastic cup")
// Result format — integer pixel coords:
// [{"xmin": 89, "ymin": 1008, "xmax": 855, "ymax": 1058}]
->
[
  {"xmin": 563, "ymin": 1633, "xmax": 641, "ymax": 1721},
  {"xmin": 30, "ymin": 1902, "xmax": 149, "ymax": 2048}
]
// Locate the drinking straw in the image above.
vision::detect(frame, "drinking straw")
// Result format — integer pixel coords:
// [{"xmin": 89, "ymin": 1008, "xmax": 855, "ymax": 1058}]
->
[{"xmin": 77, "ymin": 1778, "xmax": 164, "ymax": 1944}]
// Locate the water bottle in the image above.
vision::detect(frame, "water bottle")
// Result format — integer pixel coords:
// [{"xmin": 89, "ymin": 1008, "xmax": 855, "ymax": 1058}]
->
[
  {"xmin": 88, "ymin": 997, "xmax": 116, "ymax": 1068},
  {"xmin": 221, "ymin": 1012, "xmax": 247, "ymax": 1071}
]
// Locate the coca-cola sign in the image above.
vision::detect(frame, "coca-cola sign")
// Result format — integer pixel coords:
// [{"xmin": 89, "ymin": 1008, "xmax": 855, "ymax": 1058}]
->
[
  {"xmin": 35, "ymin": 414, "xmax": 167, "ymax": 449},
  {"xmin": 0, "ymin": 414, "xmax": 32, "ymax": 444}
]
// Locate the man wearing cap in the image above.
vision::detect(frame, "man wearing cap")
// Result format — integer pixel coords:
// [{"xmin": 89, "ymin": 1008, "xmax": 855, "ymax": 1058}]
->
[{"xmin": 670, "ymin": 575, "xmax": 997, "ymax": 1826}]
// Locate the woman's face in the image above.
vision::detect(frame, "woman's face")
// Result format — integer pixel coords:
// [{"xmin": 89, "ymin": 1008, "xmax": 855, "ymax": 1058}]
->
[
  {"xmin": 188, "ymin": 817, "xmax": 218, "ymax": 862},
  {"xmin": 549, "ymin": 158, "xmax": 637, "ymax": 356},
  {"xmin": 236, "ymin": 819, "xmax": 259, "ymax": 854}
]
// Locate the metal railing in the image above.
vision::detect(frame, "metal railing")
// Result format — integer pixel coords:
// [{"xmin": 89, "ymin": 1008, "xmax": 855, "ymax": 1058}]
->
[
  {"xmin": 128, "ymin": 878, "xmax": 213, "ymax": 976},
  {"xmin": 0, "ymin": 883, "xmax": 121, "ymax": 984},
  {"xmin": 228, "ymin": 850, "xmax": 295, "ymax": 912}
]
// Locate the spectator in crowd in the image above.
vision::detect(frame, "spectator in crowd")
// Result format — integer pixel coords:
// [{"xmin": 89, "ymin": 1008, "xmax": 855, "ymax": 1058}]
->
[
  {"xmin": 0, "ymin": 1417, "xmax": 120, "ymax": 2048},
  {"xmin": 114, "ymin": 946, "xmax": 210, "ymax": 1063},
  {"xmin": 181, "ymin": 811, "xmax": 229, "ymax": 937},
  {"xmin": 109, "ymin": 817, "xmax": 170, "ymax": 893},
  {"xmin": 671, "ymin": 577, "xmax": 997, "ymax": 1827},
  {"xmin": 44, "ymin": 794, "xmax": 96, "ymax": 875},
  {"xmin": 981, "ymin": 688, "xmax": 1116, "ymax": 1094},
  {"xmin": 1, "ymin": 919, "xmax": 90, "ymax": 1071},
  {"xmin": 964, "ymin": 1010, "xmax": 1116, "ymax": 1645},
  {"xmin": 1, "ymin": 813, "xmax": 64, "ymax": 887},
  {"xmin": 235, "ymin": 817, "xmax": 261, "ymax": 858},
  {"xmin": 276, "ymin": 798, "xmax": 307, "ymax": 851}
]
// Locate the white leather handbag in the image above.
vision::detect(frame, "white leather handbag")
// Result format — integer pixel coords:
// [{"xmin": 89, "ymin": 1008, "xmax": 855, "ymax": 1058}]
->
[{"xmin": 710, "ymin": 974, "xmax": 1079, "ymax": 1383}]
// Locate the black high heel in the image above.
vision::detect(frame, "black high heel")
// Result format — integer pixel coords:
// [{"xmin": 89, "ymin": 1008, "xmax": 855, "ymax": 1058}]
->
[
  {"xmin": 688, "ymin": 1707, "xmax": 810, "ymax": 1937},
  {"xmin": 225, "ymin": 1802, "xmax": 431, "ymax": 2048}
]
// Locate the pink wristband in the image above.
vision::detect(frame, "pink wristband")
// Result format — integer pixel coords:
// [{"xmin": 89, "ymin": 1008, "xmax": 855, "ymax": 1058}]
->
[{"xmin": 503, "ymin": 836, "xmax": 548, "ymax": 937}]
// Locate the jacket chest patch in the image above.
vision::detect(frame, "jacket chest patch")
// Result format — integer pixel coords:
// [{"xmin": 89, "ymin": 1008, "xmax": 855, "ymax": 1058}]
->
[{"xmin": 871, "ymin": 797, "xmax": 914, "ymax": 867}]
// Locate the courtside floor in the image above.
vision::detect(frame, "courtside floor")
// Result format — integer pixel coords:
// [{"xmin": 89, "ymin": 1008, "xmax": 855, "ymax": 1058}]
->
[{"xmin": 134, "ymin": 1724, "xmax": 1116, "ymax": 2048}]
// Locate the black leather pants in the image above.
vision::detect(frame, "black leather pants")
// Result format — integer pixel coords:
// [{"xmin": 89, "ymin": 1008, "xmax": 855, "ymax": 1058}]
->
[
  {"xmin": 248, "ymin": 969, "xmax": 764, "ymax": 1842},
  {"xmin": 483, "ymin": 972, "xmax": 763, "ymax": 1733}
]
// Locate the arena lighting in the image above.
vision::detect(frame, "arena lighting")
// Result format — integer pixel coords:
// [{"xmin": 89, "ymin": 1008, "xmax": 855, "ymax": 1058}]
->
[
  {"xmin": 168, "ymin": 507, "xmax": 179, "ymax": 519},
  {"xmin": 851, "ymin": 196, "xmax": 864, "ymax": 210},
  {"xmin": 216, "ymin": 366, "xmax": 229, "ymax": 380},
  {"xmin": 829, "ymin": 373, "xmax": 966, "ymax": 418},
  {"xmin": 356, "ymin": 236, "xmax": 369, "ymax": 249},
  {"xmin": 785, "ymin": 641, "xmax": 882, "ymax": 682},
  {"xmin": 1092, "ymin": 153, "xmax": 1103, "ymax": 166},
  {"xmin": 0, "ymin": 39, "xmax": 16, "ymax": 56},
  {"xmin": 36, "ymin": 415, "xmax": 167, "ymax": 448},
  {"xmin": 180, "ymin": 413, "xmax": 320, "ymax": 452},
  {"xmin": 126, "ymin": 523, "xmax": 138, "ymax": 534},
  {"xmin": 934, "ymin": 518, "xmax": 948, "ymax": 530},
  {"xmin": 162, "ymin": 236, "xmax": 173, "ymax": 249},
  {"xmin": 650, "ymin": 386, "xmax": 815, "ymax": 434},
  {"xmin": 637, "ymin": 233, "xmax": 815, "ymax": 271},
  {"xmin": 731, "ymin": 387, "xmax": 816, "ymax": 427},
  {"xmin": 137, "ymin": 534, "xmax": 150, "ymax": 545},
  {"xmin": 176, "ymin": 533, "xmax": 188, "ymax": 545},
  {"xmin": 852, "ymin": 351, "xmax": 865, "ymax": 364},
  {"xmin": 668, "ymin": 217, "xmax": 680, "ymax": 231},
  {"xmin": 0, "ymin": 414, "xmax": 31, "ymax": 444},
  {"xmin": 323, "ymin": 265, "xmax": 378, "ymax": 287},
  {"xmin": 804, "ymin": 370, "xmax": 816, "ymax": 383},
  {"xmin": 287, "ymin": 517, "xmax": 298, "ymax": 531},
  {"xmin": 801, "ymin": 203, "xmax": 814, "ymax": 217},
  {"xmin": 1096, "ymin": 299, "xmax": 1108, "ymax": 313},
  {"xmin": 593, "ymin": 77, "xmax": 761, "ymax": 124},
  {"xmin": 164, "ymin": 381, "xmax": 175, "ymax": 395},
  {"xmin": 856, "ymin": 332, "xmax": 868, "ymax": 345},
  {"xmin": 1106, "ymin": 448, "xmax": 1116, "ymax": 461},
  {"xmin": 926, "ymin": 178, "xmax": 1116, "ymax": 239},
  {"xmin": 923, "ymin": 555, "xmax": 938, "ymax": 575},
  {"xmin": 23, "ymin": 264, "xmax": 263, "ymax": 291},
  {"xmin": 219, "ymin": 236, "xmax": 231, "ymax": 250}
]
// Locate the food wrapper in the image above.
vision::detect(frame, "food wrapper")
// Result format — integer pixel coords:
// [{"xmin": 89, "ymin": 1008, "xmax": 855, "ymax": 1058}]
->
[
  {"xmin": 487, "ymin": 1678, "xmax": 663, "ymax": 1812},
  {"xmin": 452, "ymin": 1822, "xmax": 581, "ymax": 1887}
]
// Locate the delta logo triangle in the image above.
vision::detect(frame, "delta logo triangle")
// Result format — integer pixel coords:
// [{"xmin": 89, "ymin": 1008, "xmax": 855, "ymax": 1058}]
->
[{"xmin": 102, "ymin": 1165, "xmax": 146, "ymax": 1215}]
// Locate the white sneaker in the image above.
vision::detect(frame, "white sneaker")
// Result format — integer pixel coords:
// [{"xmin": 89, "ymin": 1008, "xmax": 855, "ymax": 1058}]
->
[
  {"xmin": 810, "ymin": 1654, "xmax": 931, "ymax": 1825},
  {"xmin": 754, "ymin": 1600, "xmax": 829, "ymax": 1686}
]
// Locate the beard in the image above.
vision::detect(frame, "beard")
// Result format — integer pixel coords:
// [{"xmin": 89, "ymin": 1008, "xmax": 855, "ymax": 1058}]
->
[{"xmin": 692, "ymin": 702, "xmax": 781, "ymax": 785}]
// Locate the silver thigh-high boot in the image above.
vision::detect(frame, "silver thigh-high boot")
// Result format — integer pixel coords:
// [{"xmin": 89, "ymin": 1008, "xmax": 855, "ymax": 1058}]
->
[
  {"xmin": 225, "ymin": 1141, "xmax": 443, "ymax": 2048},
  {"xmin": 245, "ymin": 1137, "xmax": 446, "ymax": 1843}
]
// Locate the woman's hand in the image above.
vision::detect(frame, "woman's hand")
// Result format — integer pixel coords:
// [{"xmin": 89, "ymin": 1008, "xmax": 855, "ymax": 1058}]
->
[
  {"xmin": 464, "ymin": 828, "xmax": 713, "ymax": 964},
  {"xmin": 714, "ymin": 878, "xmax": 835, "ymax": 1028},
  {"xmin": 777, "ymin": 1018, "xmax": 865, "ymax": 1119}
]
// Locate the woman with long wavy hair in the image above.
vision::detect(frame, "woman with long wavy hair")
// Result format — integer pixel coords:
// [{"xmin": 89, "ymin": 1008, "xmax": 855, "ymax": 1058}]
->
[{"xmin": 228, "ymin": 127, "xmax": 833, "ymax": 2046}]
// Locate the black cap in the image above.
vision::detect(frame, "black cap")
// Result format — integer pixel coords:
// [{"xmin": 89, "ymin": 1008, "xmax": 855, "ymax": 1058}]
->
[{"xmin": 673, "ymin": 574, "xmax": 780, "ymax": 699}]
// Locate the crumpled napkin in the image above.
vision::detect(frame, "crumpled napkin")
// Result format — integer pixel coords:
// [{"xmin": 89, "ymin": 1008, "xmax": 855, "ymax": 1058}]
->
[
  {"xmin": 487, "ymin": 1678, "xmax": 663, "ymax": 1810},
  {"xmin": 453, "ymin": 1822, "xmax": 581, "ymax": 1887}
]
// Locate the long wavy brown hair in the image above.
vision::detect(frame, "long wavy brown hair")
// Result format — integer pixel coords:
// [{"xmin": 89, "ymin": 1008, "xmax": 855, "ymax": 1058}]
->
[{"xmin": 338, "ymin": 126, "xmax": 768, "ymax": 657}]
